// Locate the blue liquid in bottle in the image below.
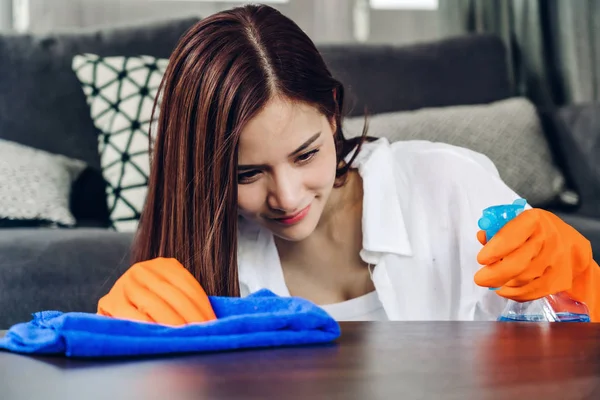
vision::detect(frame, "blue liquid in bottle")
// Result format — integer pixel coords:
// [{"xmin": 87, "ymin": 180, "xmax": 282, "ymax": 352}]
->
[
  {"xmin": 496, "ymin": 295, "xmax": 591, "ymax": 322},
  {"xmin": 497, "ymin": 313, "xmax": 590, "ymax": 322},
  {"xmin": 478, "ymin": 199, "xmax": 591, "ymax": 323}
]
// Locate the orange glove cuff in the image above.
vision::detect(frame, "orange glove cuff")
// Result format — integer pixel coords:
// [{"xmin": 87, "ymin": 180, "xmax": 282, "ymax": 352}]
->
[{"xmin": 567, "ymin": 258, "xmax": 600, "ymax": 323}]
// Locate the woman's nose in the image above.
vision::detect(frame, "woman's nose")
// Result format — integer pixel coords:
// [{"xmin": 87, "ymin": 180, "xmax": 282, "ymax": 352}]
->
[{"xmin": 267, "ymin": 170, "xmax": 303, "ymax": 213}]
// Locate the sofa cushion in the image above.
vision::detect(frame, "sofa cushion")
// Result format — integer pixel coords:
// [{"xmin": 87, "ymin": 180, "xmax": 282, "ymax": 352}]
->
[
  {"xmin": 0, "ymin": 228, "xmax": 134, "ymax": 329},
  {"xmin": 0, "ymin": 16, "xmax": 200, "ymax": 226},
  {"xmin": 343, "ymin": 97, "xmax": 566, "ymax": 207},
  {"xmin": 0, "ymin": 139, "xmax": 86, "ymax": 227}
]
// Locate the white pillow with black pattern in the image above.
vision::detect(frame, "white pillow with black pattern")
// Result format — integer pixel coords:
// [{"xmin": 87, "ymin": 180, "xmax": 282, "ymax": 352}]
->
[
  {"xmin": 0, "ymin": 138, "xmax": 86, "ymax": 227},
  {"xmin": 72, "ymin": 53, "xmax": 168, "ymax": 232}
]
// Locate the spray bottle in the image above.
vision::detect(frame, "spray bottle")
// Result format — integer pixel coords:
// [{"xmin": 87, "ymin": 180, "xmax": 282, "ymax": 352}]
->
[{"xmin": 478, "ymin": 199, "xmax": 590, "ymax": 322}]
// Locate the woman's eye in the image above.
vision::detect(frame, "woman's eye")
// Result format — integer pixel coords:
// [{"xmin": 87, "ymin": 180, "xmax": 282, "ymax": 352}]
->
[
  {"xmin": 237, "ymin": 170, "xmax": 260, "ymax": 183},
  {"xmin": 297, "ymin": 149, "xmax": 319, "ymax": 163}
]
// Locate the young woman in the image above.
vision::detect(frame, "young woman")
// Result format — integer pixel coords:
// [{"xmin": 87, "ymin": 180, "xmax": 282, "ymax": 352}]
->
[{"xmin": 97, "ymin": 4, "xmax": 599, "ymax": 324}]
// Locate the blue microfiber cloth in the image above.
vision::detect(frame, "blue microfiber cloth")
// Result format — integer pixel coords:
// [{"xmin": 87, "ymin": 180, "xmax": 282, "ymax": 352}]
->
[{"xmin": 0, "ymin": 289, "xmax": 340, "ymax": 358}]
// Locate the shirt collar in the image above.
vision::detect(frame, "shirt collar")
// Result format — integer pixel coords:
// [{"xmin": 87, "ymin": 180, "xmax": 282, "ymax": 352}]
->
[{"xmin": 347, "ymin": 138, "xmax": 413, "ymax": 261}]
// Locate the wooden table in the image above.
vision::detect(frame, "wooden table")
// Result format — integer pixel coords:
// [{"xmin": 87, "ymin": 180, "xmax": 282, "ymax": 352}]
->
[{"xmin": 1, "ymin": 322, "xmax": 600, "ymax": 399}]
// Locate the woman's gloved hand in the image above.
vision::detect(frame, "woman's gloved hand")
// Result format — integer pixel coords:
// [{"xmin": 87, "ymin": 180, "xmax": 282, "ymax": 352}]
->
[
  {"xmin": 474, "ymin": 208, "xmax": 600, "ymax": 322},
  {"xmin": 97, "ymin": 257, "xmax": 217, "ymax": 326}
]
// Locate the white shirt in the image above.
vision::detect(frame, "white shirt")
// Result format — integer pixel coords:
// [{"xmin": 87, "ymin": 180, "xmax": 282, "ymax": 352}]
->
[
  {"xmin": 237, "ymin": 138, "xmax": 521, "ymax": 321},
  {"xmin": 321, "ymin": 291, "xmax": 388, "ymax": 321}
]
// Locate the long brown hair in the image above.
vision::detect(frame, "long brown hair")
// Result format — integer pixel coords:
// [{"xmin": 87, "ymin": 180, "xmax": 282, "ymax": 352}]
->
[{"xmin": 131, "ymin": 4, "xmax": 371, "ymax": 297}]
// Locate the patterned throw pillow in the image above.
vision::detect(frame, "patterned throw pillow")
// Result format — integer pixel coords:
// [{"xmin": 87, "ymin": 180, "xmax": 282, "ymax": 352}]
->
[
  {"xmin": 0, "ymin": 138, "xmax": 86, "ymax": 227},
  {"xmin": 72, "ymin": 54, "xmax": 168, "ymax": 231}
]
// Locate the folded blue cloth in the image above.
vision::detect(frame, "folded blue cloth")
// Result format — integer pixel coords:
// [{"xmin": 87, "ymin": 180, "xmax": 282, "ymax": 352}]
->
[{"xmin": 0, "ymin": 289, "xmax": 340, "ymax": 358}]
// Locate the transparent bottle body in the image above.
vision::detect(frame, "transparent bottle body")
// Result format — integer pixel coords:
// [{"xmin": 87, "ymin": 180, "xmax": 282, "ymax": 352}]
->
[
  {"xmin": 479, "ymin": 199, "xmax": 591, "ymax": 322},
  {"xmin": 498, "ymin": 292, "xmax": 590, "ymax": 322}
]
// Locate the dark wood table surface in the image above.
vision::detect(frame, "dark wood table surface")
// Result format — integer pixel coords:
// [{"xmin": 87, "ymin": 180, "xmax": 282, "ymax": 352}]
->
[{"xmin": 1, "ymin": 322, "xmax": 600, "ymax": 399}]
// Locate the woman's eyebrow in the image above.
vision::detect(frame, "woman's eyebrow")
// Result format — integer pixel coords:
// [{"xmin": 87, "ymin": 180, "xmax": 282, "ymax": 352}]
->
[{"xmin": 288, "ymin": 131, "xmax": 321, "ymax": 157}]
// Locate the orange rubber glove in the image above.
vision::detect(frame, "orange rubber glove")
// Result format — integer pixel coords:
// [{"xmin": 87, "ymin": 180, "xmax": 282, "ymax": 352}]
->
[
  {"xmin": 97, "ymin": 257, "xmax": 217, "ymax": 326},
  {"xmin": 474, "ymin": 208, "xmax": 600, "ymax": 322}
]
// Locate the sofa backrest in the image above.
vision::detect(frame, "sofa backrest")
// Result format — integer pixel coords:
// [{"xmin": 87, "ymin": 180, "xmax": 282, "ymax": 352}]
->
[
  {"xmin": 0, "ymin": 17, "xmax": 512, "ymax": 226},
  {"xmin": 319, "ymin": 34, "xmax": 512, "ymax": 116}
]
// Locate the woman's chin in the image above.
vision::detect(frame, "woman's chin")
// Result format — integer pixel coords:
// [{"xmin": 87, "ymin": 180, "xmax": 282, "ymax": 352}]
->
[{"xmin": 267, "ymin": 215, "xmax": 318, "ymax": 242}]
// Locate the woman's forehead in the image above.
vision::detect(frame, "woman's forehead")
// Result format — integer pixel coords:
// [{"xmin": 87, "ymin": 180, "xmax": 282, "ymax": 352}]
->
[{"xmin": 238, "ymin": 99, "xmax": 324, "ymax": 151}]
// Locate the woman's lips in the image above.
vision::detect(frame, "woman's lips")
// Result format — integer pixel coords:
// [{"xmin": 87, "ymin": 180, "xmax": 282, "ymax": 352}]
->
[{"xmin": 272, "ymin": 204, "xmax": 311, "ymax": 225}]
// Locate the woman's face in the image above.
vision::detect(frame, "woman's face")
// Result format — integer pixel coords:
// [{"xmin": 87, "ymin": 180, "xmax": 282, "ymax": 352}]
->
[{"xmin": 237, "ymin": 97, "xmax": 338, "ymax": 242}]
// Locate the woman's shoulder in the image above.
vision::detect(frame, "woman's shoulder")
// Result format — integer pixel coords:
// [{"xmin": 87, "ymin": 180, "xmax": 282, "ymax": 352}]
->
[
  {"xmin": 357, "ymin": 137, "xmax": 505, "ymax": 199},
  {"xmin": 357, "ymin": 137, "xmax": 497, "ymax": 171},
  {"xmin": 388, "ymin": 139, "xmax": 499, "ymax": 176}
]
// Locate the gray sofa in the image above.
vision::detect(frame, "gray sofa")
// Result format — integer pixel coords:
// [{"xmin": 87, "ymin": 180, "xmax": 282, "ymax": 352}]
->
[{"xmin": 1, "ymin": 16, "xmax": 599, "ymax": 329}]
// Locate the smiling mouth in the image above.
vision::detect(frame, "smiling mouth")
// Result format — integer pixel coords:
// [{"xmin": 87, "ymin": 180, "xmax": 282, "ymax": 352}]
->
[{"xmin": 271, "ymin": 204, "xmax": 311, "ymax": 225}]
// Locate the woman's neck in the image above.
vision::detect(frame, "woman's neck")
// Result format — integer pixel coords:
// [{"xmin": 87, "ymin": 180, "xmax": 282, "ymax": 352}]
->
[{"xmin": 274, "ymin": 169, "xmax": 367, "ymax": 281}]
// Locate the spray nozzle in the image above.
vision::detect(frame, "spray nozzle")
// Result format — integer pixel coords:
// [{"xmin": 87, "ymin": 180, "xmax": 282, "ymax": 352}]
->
[
  {"xmin": 478, "ymin": 198, "xmax": 527, "ymax": 291},
  {"xmin": 478, "ymin": 198, "xmax": 527, "ymax": 242}
]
